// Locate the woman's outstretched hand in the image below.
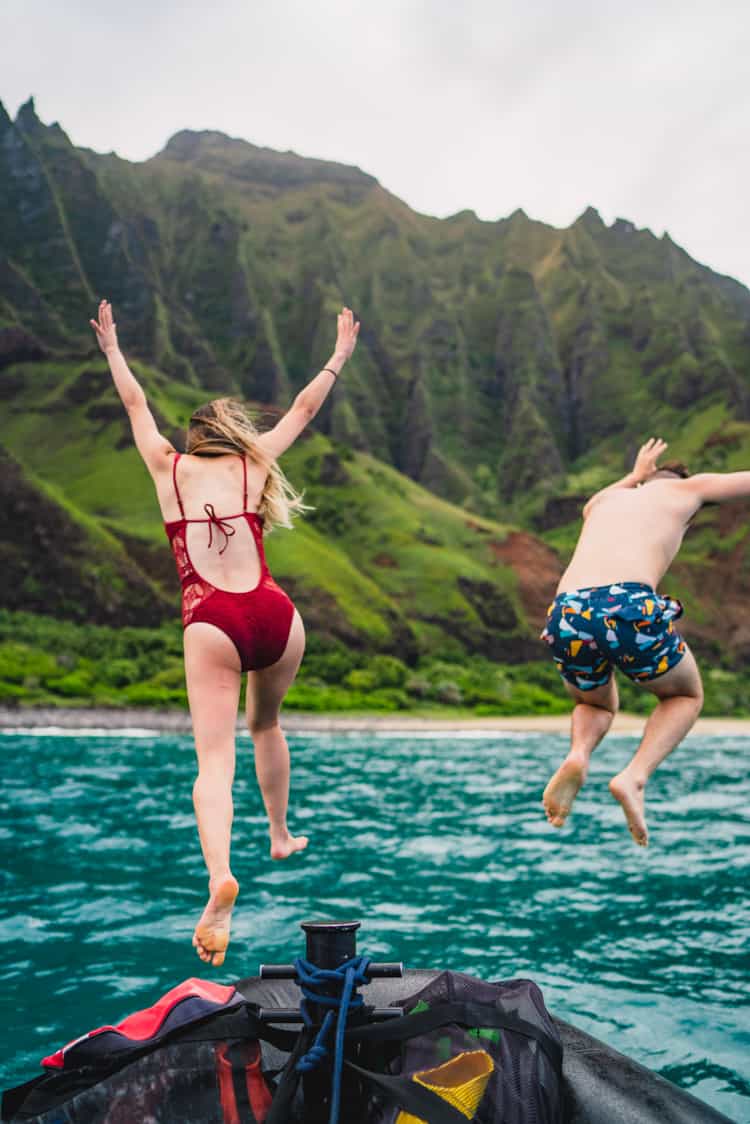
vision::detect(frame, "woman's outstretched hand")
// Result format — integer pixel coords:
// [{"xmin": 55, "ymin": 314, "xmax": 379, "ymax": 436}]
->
[
  {"xmin": 333, "ymin": 306, "xmax": 360, "ymax": 362},
  {"xmin": 90, "ymin": 300, "xmax": 119, "ymax": 354},
  {"xmin": 255, "ymin": 305, "xmax": 361, "ymax": 459}
]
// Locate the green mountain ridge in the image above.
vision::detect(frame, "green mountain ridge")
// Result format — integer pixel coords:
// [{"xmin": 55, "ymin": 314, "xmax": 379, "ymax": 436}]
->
[{"xmin": 2, "ymin": 96, "xmax": 750, "ymax": 710}]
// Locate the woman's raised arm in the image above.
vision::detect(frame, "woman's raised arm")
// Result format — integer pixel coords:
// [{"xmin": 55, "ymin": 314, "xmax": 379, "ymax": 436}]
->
[
  {"xmin": 90, "ymin": 300, "xmax": 174, "ymax": 473},
  {"xmin": 257, "ymin": 307, "xmax": 360, "ymax": 461}
]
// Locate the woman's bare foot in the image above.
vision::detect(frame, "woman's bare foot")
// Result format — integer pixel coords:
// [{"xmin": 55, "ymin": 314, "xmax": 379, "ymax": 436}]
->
[
  {"xmin": 193, "ymin": 875, "xmax": 239, "ymax": 967},
  {"xmin": 270, "ymin": 830, "xmax": 309, "ymax": 860},
  {"xmin": 542, "ymin": 757, "xmax": 587, "ymax": 827},
  {"xmin": 609, "ymin": 772, "xmax": 648, "ymax": 846}
]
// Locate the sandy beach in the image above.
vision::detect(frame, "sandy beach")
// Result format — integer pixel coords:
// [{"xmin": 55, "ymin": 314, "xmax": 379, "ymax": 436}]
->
[{"xmin": 0, "ymin": 706, "xmax": 748, "ymax": 736}]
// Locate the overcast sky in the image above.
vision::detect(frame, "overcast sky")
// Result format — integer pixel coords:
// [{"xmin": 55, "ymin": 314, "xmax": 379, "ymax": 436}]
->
[{"xmin": 2, "ymin": 0, "xmax": 748, "ymax": 286}]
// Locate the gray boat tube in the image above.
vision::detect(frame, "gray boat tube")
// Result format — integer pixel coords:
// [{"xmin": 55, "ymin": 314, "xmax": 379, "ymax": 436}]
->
[{"xmin": 236, "ymin": 969, "xmax": 735, "ymax": 1124}]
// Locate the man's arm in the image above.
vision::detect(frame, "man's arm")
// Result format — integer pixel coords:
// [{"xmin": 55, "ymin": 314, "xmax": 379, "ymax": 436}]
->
[
  {"xmin": 90, "ymin": 301, "xmax": 174, "ymax": 473},
  {"xmin": 582, "ymin": 437, "xmax": 668, "ymax": 518},
  {"xmin": 684, "ymin": 472, "xmax": 750, "ymax": 503}
]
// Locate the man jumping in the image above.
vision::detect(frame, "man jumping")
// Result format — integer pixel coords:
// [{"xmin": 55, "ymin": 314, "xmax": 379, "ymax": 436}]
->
[{"xmin": 541, "ymin": 437, "xmax": 750, "ymax": 846}]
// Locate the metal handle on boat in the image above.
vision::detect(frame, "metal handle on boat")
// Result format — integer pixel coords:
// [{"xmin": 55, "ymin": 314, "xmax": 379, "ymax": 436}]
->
[
  {"xmin": 259, "ymin": 961, "xmax": 404, "ymax": 980},
  {"xmin": 368, "ymin": 962, "xmax": 404, "ymax": 978}
]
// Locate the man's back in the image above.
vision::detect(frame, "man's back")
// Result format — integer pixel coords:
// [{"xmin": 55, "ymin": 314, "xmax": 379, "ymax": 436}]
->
[{"xmin": 558, "ymin": 480, "xmax": 699, "ymax": 593}]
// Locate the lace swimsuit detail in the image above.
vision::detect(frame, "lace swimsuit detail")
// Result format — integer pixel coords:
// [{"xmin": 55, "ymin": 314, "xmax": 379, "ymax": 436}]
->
[{"xmin": 164, "ymin": 453, "xmax": 295, "ymax": 672}]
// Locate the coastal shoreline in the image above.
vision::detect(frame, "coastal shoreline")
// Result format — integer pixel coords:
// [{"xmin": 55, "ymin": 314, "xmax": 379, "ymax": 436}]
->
[{"xmin": 1, "ymin": 706, "xmax": 748, "ymax": 736}]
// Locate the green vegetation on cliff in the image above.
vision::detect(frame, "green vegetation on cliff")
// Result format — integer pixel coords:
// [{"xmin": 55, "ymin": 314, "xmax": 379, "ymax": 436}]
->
[{"xmin": 3, "ymin": 609, "xmax": 750, "ymax": 718}]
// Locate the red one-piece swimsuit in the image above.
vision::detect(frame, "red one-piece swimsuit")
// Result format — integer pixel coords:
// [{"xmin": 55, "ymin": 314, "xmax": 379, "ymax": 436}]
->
[{"xmin": 164, "ymin": 453, "xmax": 295, "ymax": 671}]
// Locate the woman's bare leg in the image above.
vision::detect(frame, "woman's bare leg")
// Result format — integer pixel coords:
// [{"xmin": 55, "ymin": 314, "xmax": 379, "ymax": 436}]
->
[
  {"xmin": 609, "ymin": 648, "xmax": 703, "ymax": 847},
  {"xmin": 184, "ymin": 622, "xmax": 242, "ymax": 966},
  {"xmin": 245, "ymin": 611, "xmax": 308, "ymax": 859},
  {"xmin": 543, "ymin": 675, "xmax": 619, "ymax": 827}
]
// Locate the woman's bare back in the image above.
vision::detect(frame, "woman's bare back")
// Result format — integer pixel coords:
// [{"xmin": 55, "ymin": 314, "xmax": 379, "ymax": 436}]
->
[{"xmin": 160, "ymin": 453, "xmax": 269, "ymax": 593}]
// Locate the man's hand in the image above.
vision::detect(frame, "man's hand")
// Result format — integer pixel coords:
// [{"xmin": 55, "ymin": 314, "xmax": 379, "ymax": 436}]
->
[
  {"xmin": 632, "ymin": 437, "xmax": 668, "ymax": 482},
  {"xmin": 90, "ymin": 299, "xmax": 119, "ymax": 354}
]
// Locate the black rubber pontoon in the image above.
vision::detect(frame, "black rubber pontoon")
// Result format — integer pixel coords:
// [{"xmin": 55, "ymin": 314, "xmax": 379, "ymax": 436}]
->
[{"xmin": 238, "ymin": 971, "xmax": 733, "ymax": 1123}]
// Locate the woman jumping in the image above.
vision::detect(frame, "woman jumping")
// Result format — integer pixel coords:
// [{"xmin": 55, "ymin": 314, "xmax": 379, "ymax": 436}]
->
[{"xmin": 89, "ymin": 300, "xmax": 360, "ymax": 965}]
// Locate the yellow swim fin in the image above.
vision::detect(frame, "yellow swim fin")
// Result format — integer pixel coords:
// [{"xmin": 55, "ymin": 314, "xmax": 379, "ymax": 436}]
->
[{"xmin": 396, "ymin": 1049, "xmax": 494, "ymax": 1124}]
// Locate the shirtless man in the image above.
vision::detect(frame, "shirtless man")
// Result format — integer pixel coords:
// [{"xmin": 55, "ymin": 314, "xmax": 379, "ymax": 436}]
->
[{"xmin": 541, "ymin": 437, "xmax": 750, "ymax": 846}]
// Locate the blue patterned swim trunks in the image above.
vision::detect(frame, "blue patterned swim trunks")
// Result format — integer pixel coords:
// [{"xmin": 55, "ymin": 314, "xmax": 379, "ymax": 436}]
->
[{"xmin": 541, "ymin": 582, "xmax": 686, "ymax": 691}]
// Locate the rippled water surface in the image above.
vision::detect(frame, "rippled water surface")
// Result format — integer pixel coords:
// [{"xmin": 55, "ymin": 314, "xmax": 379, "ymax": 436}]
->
[{"xmin": 1, "ymin": 728, "xmax": 748, "ymax": 1119}]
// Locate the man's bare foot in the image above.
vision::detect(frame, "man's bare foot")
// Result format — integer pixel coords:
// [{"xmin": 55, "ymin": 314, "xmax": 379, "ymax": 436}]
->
[
  {"xmin": 270, "ymin": 831, "xmax": 309, "ymax": 860},
  {"xmin": 542, "ymin": 757, "xmax": 587, "ymax": 827},
  {"xmin": 609, "ymin": 772, "xmax": 648, "ymax": 846},
  {"xmin": 193, "ymin": 875, "xmax": 239, "ymax": 967}
]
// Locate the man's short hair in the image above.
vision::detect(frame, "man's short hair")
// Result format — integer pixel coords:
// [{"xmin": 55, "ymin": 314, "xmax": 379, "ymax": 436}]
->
[{"xmin": 658, "ymin": 460, "xmax": 690, "ymax": 479}]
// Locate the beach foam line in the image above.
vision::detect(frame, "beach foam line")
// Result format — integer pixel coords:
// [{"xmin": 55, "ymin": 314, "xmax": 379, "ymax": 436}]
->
[
  {"xmin": 1, "ymin": 709, "xmax": 748, "ymax": 739},
  {"xmin": 0, "ymin": 726, "xmax": 160, "ymax": 738},
  {"xmin": 371, "ymin": 728, "xmax": 548, "ymax": 741}
]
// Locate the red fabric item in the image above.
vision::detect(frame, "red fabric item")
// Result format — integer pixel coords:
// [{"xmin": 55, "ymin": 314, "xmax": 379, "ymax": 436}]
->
[
  {"xmin": 43, "ymin": 979, "xmax": 236, "ymax": 1069},
  {"xmin": 164, "ymin": 453, "xmax": 295, "ymax": 672},
  {"xmin": 216, "ymin": 1040, "xmax": 273, "ymax": 1124}
]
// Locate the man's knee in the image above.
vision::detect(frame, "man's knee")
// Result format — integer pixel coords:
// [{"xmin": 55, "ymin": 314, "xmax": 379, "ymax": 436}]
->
[
  {"xmin": 688, "ymin": 682, "xmax": 704, "ymax": 713},
  {"xmin": 651, "ymin": 677, "xmax": 703, "ymax": 713},
  {"xmin": 663, "ymin": 689, "xmax": 703, "ymax": 722},
  {"xmin": 573, "ymin": 699, "xmax": 617, "ymax": 718},
  {"xmin": 599, "ymin": 700, "xmax": 619, "ymax": 718},
  {"xmin": 667, "ymin": 658, "xmax": 704, "ymax": 710}
]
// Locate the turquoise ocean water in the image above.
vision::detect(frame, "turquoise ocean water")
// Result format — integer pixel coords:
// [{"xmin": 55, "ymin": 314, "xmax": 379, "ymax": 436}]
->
[{"xmin": 1, "ymin": 727, "xmax": 748, "ymax": 1120}]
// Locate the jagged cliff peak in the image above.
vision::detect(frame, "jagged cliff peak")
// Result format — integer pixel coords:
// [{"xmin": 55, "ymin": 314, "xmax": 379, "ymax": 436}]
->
[
  {"xmin": 155, "ymin": 128, "xmax": 378, "ymax": 193},
  {"xmin": 612, "ymin": 217, "xmax": 637, "ymax": 234},
  {"xmin": 15, "ymin": 96, "xmax": 40, "ymax": 129},
  {"xmin": 445, "ymin": 207, "xmax": 479, "ymax": 222},
  {"xmin": 575, "ymin": 205, "xmax": 605, "ymax": 228},
  {"xmin": 7, "ymin": 98, "xmax": 74, "ymax": 154}
]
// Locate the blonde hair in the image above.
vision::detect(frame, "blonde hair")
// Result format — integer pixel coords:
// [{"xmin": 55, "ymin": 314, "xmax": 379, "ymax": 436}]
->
[{"xmin": 185, "ymin": 398, "xmax": 308, "ymax": 532}]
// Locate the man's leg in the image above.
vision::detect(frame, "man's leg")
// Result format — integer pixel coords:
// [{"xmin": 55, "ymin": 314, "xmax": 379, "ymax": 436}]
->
[
  {"xmin": 609, "ymin": 647, "xmax": 703, "ymax": 847},
  {"xmin": 543, "ymin": 674, "xmax": 619, "ymax": 827}
]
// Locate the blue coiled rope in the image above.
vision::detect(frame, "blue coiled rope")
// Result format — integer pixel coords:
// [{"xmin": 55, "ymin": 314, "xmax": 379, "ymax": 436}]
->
[{"xmin": 294, "ymin": 954, "xmax": 372, "ymax": 1124}]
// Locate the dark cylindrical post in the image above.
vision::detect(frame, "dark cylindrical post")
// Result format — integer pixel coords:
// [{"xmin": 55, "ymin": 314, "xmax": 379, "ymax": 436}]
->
[
  {"xmin": 302, "ymin": 920, "xmax": 360, "ymax": 971},
  {"xmin": 300, "ymin": 920, "xmax": 361, "ymax": 1123}
]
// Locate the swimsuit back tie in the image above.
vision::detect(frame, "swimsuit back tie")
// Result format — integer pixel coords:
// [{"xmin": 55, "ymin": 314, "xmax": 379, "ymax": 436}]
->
[{"xmin": 203, "ymin": 503, "xmax": 236, "ymax": 554}]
